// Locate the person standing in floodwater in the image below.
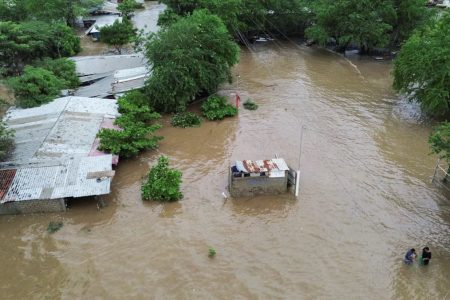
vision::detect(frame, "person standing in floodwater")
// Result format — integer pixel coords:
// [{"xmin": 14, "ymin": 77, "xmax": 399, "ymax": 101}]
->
[
  {"xmin": 421, "ymin": 247, "xmax": 432, "ymax": 265},
  {"xmin": 404, "ymin": 248, "xmax": 416, "ymax": 264}
]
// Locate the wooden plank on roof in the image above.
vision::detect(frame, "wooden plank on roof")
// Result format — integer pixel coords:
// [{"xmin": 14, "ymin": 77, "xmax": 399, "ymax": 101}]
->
[{"xmin": 86, "ymin": 170, "xmax": 115, "ymax": 179}]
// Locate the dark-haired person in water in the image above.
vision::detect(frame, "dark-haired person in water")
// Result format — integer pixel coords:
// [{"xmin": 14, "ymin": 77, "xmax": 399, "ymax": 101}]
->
[{"xmin": 421, "ymin": 247, "xmax": 432, "ymax": 265}]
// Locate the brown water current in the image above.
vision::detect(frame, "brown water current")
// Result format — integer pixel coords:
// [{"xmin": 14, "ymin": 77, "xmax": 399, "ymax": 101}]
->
[{"xmin": 1, "ymin": 43, "xmax": 450, "ymax": 299}]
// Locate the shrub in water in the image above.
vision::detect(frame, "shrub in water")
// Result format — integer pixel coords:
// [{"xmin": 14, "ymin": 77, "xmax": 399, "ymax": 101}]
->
[
  {"xmin": 171, "ymin": 112, "xmax": 202, "ymax": 128},
  {"xmin": 97, "ymin": 91, "xmax": 163, "ymax": 158},
  {"xmin": 201, "ymin": 96, "xmax": 237, "ymax": 121},
  {"xmin": 47, "ymin": 221, "xmax": 63, "ymax": 233},
  {"xmin": 141, "ymin": 156, "xmax": 183, "ymax": 202},
  {"xmin": 243, "ymin": 99, "xmax": 258, "ymax": 110},
  {"xmin": 208, "ymin": 247, "xmax": 216, "ymax": 258}
]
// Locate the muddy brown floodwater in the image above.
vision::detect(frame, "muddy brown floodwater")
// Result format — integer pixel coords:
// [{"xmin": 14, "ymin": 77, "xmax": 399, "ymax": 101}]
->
[{"xmin": 1, "ymin": 43, "xmax": 450, "ymax": 299}]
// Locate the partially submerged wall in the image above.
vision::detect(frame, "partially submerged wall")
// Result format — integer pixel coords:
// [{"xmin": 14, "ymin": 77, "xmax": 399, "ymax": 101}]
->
[
  {"xmin": 0, "ymin": 199, "xmax": 66, "ymax": 215},
  {"xmin": 229, "ymin": 175, "xmax": 288, "ymax": 197}
]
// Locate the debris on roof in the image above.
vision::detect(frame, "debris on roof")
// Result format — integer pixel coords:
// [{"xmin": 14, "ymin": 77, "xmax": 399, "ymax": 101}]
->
[
  {"xmin": 74, "ymin": 66, "xmax": 150, "ymax": 98},
  {"xmin": 235, "ymin": 158, "xmax": 289, "ymax": 174}
]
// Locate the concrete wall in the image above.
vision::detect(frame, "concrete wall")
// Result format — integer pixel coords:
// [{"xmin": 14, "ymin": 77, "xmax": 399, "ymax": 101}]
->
[
  {"xmin": 0, "ymin": 198, "xmax": 66, "ymax": 215},
  {"xmin": 229, "ymin": 174, "xmax": 288, "ymax": 197}
]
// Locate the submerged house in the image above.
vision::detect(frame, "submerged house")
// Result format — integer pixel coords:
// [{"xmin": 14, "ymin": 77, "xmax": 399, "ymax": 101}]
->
[
  {"xmin": 0, "ymin": 97, "xmax": 120, "ymax": 215},
  {"xmin": 229, "ymin": 158, "xmax": 300, "ymax": 197},
  {"xmin": 70, "ymin": 55, "xmax": 150, "ymax": 98},
  {"xmin": 84, "ymin": 15, "xmax": 122, "ymax": 40}
]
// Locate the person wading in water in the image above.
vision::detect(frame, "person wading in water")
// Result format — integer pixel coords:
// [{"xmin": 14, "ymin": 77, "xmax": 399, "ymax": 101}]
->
[
  {"xmin": 421, "ymin": 247, "xmax": 432, "ymax": 265},
  {"xmin": 404, "ymin": 248, "xmax": 416, "ymax": 264}
]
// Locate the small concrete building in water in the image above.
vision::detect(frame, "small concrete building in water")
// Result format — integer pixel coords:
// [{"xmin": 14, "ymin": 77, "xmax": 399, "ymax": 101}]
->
[
  {"xmin": 229, "ymin": 158, "xmax": 300, "ymax": 197},
  {"xmin": 0, "ymin": 97, "xmax": 120, "ymax": 215}
]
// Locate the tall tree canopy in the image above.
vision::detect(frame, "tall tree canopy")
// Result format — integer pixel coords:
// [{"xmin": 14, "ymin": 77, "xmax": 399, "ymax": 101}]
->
[
  {"xmin": 391, "ymin": 0, "xmax": 432, "ymax": 46},
  {"xmin": 0, "ymin": 0, "xmax": 102, "ymax": 26},
  {"xmin": 145, "ymin": 9, "xmax": 239, "ymax": 112},
  {"xmin": 158, "ymin": 0, "xmax": 311, "ymax": 38},
  {"xmin": 0, "ymin": 21, "xmax": 80, "ymax": 75},
  {"xmin": 100, "ymin": 20, "xmax": 136, "ymax": 54},
  {"xmin": 393, "ymin": 12, "xmax": 450, "ymax": 116},
  {"xmin": 306, "ymin": 0, "xmax": 396, "ymax": 52}
]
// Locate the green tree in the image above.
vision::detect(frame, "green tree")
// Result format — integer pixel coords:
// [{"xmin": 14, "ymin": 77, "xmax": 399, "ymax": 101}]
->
[
  {"xmin": 37, "ymin": 58, "xmax": 80, "ymax": 89},
  {"xmin": 145, "ymin": 10, "xmax": 239, "ymax": 112},
  {"xmin": 100, "ymin": 20, "xmax": 136, "ymax": 54},
  {"xmin": 141, "ymin": 156, "xmax": 183, "ymax": 202},
  {"xmin": 391, "ymin": 0, "xmax": 433, "ymax": 46},
  {"xmin": 201, "ymin": 96, "xmax": 238, "ymax": 121},
  {"xmin": 50, "ymin": 23, "xmax": 81, "ymax": 57},
  {"xmin": 393, "ymin": 12, "xmax": 450, "ymax": 116},
  {"xmin": 430, "ymin": 123, "xmax": 450, "ymax": 165},
  {"xmin": 9, "ymin": 66, "xmax": 64, "ymax": 108},
  {"xmin": 0, "ymin": 121, "xmax": 14, "ymax": 162},
  {"xmin": 0, "ymin": 21, "xmax": 80, "ymax": 75},
  {"xmin": 118, "ymin": 0, "xmax": 142, "ymax": 19},
  {"xmin": 97, "ymin": 91, "xmax": 163, "ymax": 158},
  {"xmin": 306, "ymin": 0, "xmax": 396, "ymax": 52},
  {"xmin": 23, "ymin": 0, "xmax": 102, "ymax": 27}
]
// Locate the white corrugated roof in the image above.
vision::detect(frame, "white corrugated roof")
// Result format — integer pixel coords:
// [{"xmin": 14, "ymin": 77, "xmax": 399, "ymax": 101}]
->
[
  {"xmin": 0, "ymin": 97, "xmax": 120, "ymax": 203},
  {"xmin": 4, "ymin": 97, "xmax": 119, "ymax": 162},
  {"xmin": 71, "ymin": 54, "xmax": 147, "ymax": 76},
  {"xmin": 74, "ymin": 66, "xmax": 150, "ymax": 97},
  {"xmin": 1, "ymin": 155, "xmax": 113, "ymax": 203}
]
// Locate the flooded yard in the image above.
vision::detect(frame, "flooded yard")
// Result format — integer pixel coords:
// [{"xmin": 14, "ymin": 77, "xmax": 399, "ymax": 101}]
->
[{"xmin": 1, "ymin": 42, "xmax": 449, "ymax": 299}]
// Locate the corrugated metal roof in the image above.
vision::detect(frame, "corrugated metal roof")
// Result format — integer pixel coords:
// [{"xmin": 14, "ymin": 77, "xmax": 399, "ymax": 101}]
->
[
  {"xmin": 0, "ymin": 97, "xmax": 120, "ymax": 203},
  {"xmin": 3, "ymin": 97, "xmax": 119, "ymax": 162},
  {"xmin": 235, "ymin": 158, "xmax": 290, "ymax": 173},
  {"xmin": 70, "ymin": 54, "xmax": 146, "ymax": 76},
  {"xmin": 0, "ymin": 169, "xmax": 16, "ymax": 200},
  {"xmin": 74, "ymin": 66, "xmax": 150, "ymax": 97},
  {"xmin": 1, "ymin": 155, "xmax": 113, "ymax": 203}
]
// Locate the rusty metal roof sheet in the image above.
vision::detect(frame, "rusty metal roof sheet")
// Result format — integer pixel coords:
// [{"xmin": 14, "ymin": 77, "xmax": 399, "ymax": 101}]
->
[{"xmin": 235, "ymin": 158, "xmax": 290, "ymax": 173}]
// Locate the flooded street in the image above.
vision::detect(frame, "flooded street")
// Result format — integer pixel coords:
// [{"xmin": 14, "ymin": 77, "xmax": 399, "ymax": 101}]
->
[{"xmin": 1, "ymin": 42, "xmax": 450, "ymax": 299}]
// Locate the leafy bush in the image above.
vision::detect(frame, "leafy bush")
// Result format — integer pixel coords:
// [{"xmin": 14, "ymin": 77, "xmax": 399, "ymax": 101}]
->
[
  {"xmin": 201, "ymin": 96, "xmax": 238, "ymax": 121},
  {"xmin": 47, "ymin": 221, "xmax": 63, "ymax": 233},
  {"xmin": 97, "ymin": 91, "xmax": 163, "ymax": 158},
  {"xmin": 243, "ymin": 99, "xmax": 258, "ymax": 110},
  {"xmin": 97, "ymin": 123, "xmax": 162, "ymax": 158},
  {"xmin": 429, "ymin": 122, "xmax": 450, "ymax": 163},
  {"xmin": 208, "ymin": 247, "xmax": 216, "ymax": 258},
  {"xmin": 0, "ymin": 121, "xmax": 14, "ymax": 161},
  {"xmin": 9, "ymin": 66, "xmax": 64, "ymax": 108},
  {"xmin": 171, "ymin": 112, "xmax": 202, "ymax": 128},
  {"xmin": 0, "ymin": 21, "xmax": 80, "ymax": 75},
  {"xmin": 115, "ymin": 90, "xmax": 160, "ymax": 127},
  {"xmin": 50, "ymin": 23, "xmax": 81, "ymax": 57},
  {"xmin": 141, "ymin": 156, "xmax": 183, "ymax": 202},
  {"xmin": 37, "ymin": 58, "xmax": 80, "ymax": 89}
]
